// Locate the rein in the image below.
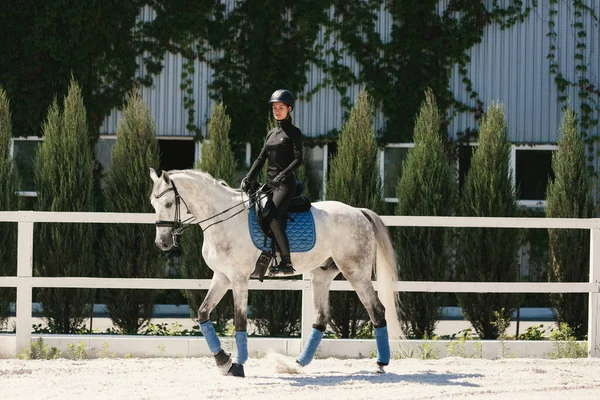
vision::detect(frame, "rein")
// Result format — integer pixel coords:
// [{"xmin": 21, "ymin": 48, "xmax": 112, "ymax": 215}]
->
[{"xmin": 154, "ymin": 180, "xmax": 273, "ymax": 246}]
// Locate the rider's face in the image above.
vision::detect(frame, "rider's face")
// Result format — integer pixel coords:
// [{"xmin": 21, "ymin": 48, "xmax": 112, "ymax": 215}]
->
[{"xmin": 272, "ymin": 102, "xmax": 290, "ymax": 120}]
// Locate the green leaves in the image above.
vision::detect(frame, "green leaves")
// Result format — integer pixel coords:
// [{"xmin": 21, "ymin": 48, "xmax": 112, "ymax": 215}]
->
[
  {"xmin": 100, "ymin": 88, "xmax": 162, "ymax": 334},
  {"xmin": 326, "ymin": 89, "xmax": 379, "ymax": 338},
  {"xmin": 456, "ymin": 103, "xmax": 521, "ymax": 339},
  {"xmin": 326, "ymin": 89, "xmax": 381, "ymax": 211},
  {"xmin": 33, "ymin": 79, "xmax": 96, "ymax": 333},
  {"xmin": 545, "ymin": 105, "xmax": 592, "ymax": 339},
  {"xmin": 199, "ymin": 102, "xmax": 236, "ymax": 185},
  {"xmin": 0, "ymin": 86, "xmax": 21, "ymax": 328},
  {"xmin": 0, "ymin": 1, "xmax": 142, "ymax": 138},
  {"xmin": 395, "ymin": 90, "xmax": 455, "ymax": 338}
]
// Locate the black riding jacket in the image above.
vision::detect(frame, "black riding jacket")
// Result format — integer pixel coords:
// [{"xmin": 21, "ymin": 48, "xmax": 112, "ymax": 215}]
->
[{"xmin": 248, "ymin": 117, "xmax": 303, "ymax": 182}]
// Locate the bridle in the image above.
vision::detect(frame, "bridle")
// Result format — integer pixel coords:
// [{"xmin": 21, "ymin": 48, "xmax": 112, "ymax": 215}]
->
[
  {"xmin": 154, "ymin": 181, "xmax": 191, "ymax": 246},
  {"xmin": 153, "ymin": 179, "xmax": 274, "ymax": 247}
]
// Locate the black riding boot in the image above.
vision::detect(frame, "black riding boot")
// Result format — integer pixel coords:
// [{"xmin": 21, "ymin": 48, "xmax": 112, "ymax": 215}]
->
[{"xmin": 269, "ymin": 218, "xmax": 295, "ymax": 274}]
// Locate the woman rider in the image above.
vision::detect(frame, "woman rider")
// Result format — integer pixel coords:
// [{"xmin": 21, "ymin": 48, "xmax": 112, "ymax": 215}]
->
[{"xmin": 242, "ymin": 89, "xmax": 303, "ymax": 274}]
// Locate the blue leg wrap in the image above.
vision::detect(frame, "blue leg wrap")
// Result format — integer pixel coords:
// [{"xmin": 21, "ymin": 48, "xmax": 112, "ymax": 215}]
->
[
  {"xmin": 235, "ymin": 331, "xmax": 248, "ymax": 364},
  {"xmin": 199, "ymin": 320, "xmax": 221, "ymax": 354},
  {"xmin": 375, "ymin": 326, "xmax": 390, "ymax": 366},
  {"xmin": 296, "ymin": 328, "xmax": 324, "ymax": 367}
]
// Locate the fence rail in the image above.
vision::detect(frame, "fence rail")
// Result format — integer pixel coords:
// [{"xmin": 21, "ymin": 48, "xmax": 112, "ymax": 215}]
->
[{"xmin": 0, "ymin": 211, "xmax": 598, "ymax": 357}]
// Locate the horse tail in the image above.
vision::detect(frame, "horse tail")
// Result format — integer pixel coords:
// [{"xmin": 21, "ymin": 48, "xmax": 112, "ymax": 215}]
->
[{"xmin": 360, "ymin": 208, "xmax": 403, "ymax": 340}]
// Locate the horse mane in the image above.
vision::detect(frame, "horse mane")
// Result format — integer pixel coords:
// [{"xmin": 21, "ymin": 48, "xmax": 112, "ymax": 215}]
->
[{"xmin": 168, "ymin": 169, "xmax": 239, "ymax": 191}]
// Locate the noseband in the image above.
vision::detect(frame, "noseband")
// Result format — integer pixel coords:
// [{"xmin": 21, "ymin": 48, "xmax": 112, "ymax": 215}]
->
[{"xmin": 154, "ymin": 181, "xmax": 187, "ymax": 247}]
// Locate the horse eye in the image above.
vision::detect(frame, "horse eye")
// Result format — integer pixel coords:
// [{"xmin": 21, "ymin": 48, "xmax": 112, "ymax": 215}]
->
[{"xmin": 165, "ymin": 202, "xmax": 173, "ymax": 208}]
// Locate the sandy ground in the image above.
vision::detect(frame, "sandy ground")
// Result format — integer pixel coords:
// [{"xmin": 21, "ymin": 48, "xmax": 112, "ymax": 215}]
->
[{"xmin": 1, "ymin": 356, "xmax": 599, "ymax": 399}]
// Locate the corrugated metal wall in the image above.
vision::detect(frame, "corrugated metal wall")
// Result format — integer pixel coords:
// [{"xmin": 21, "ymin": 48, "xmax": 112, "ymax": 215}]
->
[
  {"xmin": 449, "ymin": 1, "xmax": 599, "ymax": 144},
  {"xmin": 100, "ymin": 1, "xmax": 599, "ymax": 145}
]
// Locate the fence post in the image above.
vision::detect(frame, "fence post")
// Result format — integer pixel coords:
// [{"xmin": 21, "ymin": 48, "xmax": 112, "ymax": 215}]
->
[
  {"xmin": 589, "ymin": 228, "xmax": 600, "ymax": 357},
  {"xmin": 301, "ymin": 274, "xmax": 313, "ymax": 352},
  {"xmin": 16, "ymin": 219, "xmax": 34, "ymax": 355}
]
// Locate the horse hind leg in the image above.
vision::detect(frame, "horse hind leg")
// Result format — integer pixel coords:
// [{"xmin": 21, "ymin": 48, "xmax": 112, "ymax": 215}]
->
[
  {"xmin": 346, "ymin": 273, "xmax": 391, "ymax": 373},
  {"xmin": 197, "ymin": 272, "xmax": 234, "ymax": 375}
]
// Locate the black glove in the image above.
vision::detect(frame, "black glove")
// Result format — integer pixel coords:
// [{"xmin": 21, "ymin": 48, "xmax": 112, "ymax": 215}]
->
[
  {"xmin": 270, "ymin": 173, "xmax": 285, "ymax": 188},
  {"xmin": 241, "ymin": 176, "xmax": 253, "ymax": 192}
]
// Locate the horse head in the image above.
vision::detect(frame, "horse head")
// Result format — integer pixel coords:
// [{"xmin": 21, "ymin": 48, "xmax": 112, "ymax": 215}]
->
[{"xmin": 150, "ymin": 168, "xmax": 182, "ymax": 251}]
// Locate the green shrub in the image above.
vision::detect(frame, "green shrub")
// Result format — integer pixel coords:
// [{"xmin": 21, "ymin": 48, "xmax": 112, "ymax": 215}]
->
[
  {"xmin": 326, "ymin": 89, "xmax": 379, "ymax": 338},
  {"xmin": 17, "ymin": 338, "xmax": 62, "ymax": 360},
  {"xmin": 0, "ymin": 86, "xmax": 21, "ymax": 329},
  {"xmin": 395, "ymin": 89, "xmax": 456, "ymax": 338},
  {"xmin": 518, "ymin": 324, "xmax": 547, "ymax": 340},
  {"xmin": 101, "ymin": 89, "xmax": 162, "ymax": 334},
  {"xmin": 456, "ymin": 103, "xmax": 521, "ymax": 339},
  {"xmin": 67, "ymin": 342, "xmax": 87, "ymax": 360},
  {"xmin": 546, "ymin": 105, "xmax": 593, "ymax": 339},
  {"xmin": 549, "ymin": 323, "xmax": 587, "ymax": 358},
  {"xmin": 34, "ymin": 78, "xmax": 95, "ymax": 333}
]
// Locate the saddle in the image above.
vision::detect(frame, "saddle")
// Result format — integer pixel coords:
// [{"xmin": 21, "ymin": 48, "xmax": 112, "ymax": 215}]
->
[{"xmin": 248, "ymin": 182, "xmax": 315, "ymax": 281}]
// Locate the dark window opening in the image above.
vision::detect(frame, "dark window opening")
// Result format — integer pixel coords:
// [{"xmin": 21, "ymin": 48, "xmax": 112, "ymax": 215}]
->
[
  {"xmin": 458, "ymin": 145, "xmax": 475, "ymax": 193},
  {"xmin": 158, "ymin": 140, "xmax": 195, "ymax": 172},
  {"xmin": 515, "ymin": 150, "xmax": 555, "ymax": 200},
  {"xmin": 326, "ymin": 142, "xmax": 338, "ymax": 180},
  {"xmin": 13, "ymin": 139, "xmax": 43, "ymax": 192},
  {"xmin": 383, "ymin": 147, "xmax": 409, "ymax": 198},
  {"xmin": 232, "ymin": 142, "xmax": 246, "ymax": 168}
]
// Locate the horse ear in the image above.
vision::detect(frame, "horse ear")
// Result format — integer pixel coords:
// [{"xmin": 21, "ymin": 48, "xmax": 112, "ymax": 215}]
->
[
  {"xmin": 150, "ymin": 168, "xmax": 159, "ymax": 183},
  {"xmin": 162, "ymin": 171, "xmax": 171, "ymax": 184}
]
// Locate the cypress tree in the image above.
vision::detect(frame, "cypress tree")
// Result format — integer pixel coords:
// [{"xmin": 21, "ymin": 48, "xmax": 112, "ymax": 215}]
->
[
  {"xmin": 101, "ymin": 90, "xmax": 162, "ymax": 334},
  {"xmin": 0, "ymin": 86, "xmax": 21, "ymax": 329},
  {"xmin": 33, "ymin": 79, "xmax": 95, "ymax": 333},
  {"xmin": 326, "ymin": 90, "xmax": 382, "ymax": 212},
  {"xmin": 545, "ymin": 106, "xmax": 593, "ymax": 339},
  {"xmin": 180, "ymin": 102, "xmax": 236, "ymax": 333},
  {"xmin": 395, "ymin": 90, "xmax": 456, "ymax": 338},
  {"xmin": 326, "ymin": 89, "xmax": 380, "ymax": 338},
  {"xmin": 456, "ymin": 103, "xmax": 521, "ymax": 339}
]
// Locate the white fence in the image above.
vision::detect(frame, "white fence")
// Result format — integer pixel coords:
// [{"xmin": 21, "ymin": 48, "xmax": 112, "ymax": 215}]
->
[{"xmin": 0, "ymin": 211, "xmax": 599, "ymax": 358}]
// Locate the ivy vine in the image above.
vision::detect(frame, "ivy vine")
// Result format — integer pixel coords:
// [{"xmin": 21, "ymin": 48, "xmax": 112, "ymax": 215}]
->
[
  {"xmin": 547, "ymin": 0, "xmax": 599, "ymax": 156},
  {"xmin": 140, "ymin": 0, "xmax": 598, "ymax": 157},
  {"xmin": 309, "ymin": 0, "xmax": 535, "ymax": 143}
]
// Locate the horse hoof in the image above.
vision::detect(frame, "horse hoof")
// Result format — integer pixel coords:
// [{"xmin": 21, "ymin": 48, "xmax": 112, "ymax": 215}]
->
[
  {"xmin": 228, "ymin": 363, "xmax": 245, "ymax": 377},
  {"xmin": 214, "ymin": 349, "xmax": 232, "ymax": 376}
]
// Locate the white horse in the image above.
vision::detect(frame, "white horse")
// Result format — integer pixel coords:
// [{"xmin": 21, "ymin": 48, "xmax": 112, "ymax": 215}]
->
[{"xmin": 150, "ymin": 168, "xmax": 401, "ymax": 376}]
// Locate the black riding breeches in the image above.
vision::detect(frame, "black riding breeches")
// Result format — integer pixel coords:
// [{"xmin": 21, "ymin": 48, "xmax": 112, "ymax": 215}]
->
[
  {"xmin": 270, "ymin": 176, "xmax": 295, "ymax": 226},
  {"xmin": 268, "ymin": 176, "xmax": 295, "ymax": 256}
]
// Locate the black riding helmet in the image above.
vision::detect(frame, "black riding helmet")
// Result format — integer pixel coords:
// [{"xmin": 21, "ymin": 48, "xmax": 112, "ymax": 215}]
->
[{"xmin": 269, "ymin": 89, "xmax": 295, "ymax": 110}]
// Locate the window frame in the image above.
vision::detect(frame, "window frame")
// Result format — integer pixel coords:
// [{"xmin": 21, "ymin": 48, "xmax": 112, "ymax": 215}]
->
[
  {"xmin": 10, "ymin": 136, "xmax": 44, "ymax": 197},
  {"xmin": 510, "ymin": 144, "xmax": 558, "ymax": 208},
  {"xmin": 379, "ymin": 143, "xmax": 414, "ymax": 203},
  {"xmin": 456, "ymin": 141, "xmax": 479, "ymax": 193},
  {"xmin": 155, "ymin": 135, "xmax": 197, "ymax": 171}
]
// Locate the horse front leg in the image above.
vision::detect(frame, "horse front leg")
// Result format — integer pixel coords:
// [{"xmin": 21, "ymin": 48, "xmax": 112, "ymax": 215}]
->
[
  {"xmin": 197, "ymin": 272, "xmax": 233, "ymax": 375},
  {"xmin": 296, "ymin": 265, "xmax": 339, "ymax": 367},
  {"xmin": 228, "ymin": 278, "xmax": 250, "ymax": 377}
]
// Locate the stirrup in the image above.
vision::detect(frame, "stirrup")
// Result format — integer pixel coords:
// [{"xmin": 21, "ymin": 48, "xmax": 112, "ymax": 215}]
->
[
  {"xmin": 270, "ymin": 264, "xmax": 295, "ymax": 275},
  {"xmin": 269, "ymin": 256, "xmax": 295, "ymax": 275}
]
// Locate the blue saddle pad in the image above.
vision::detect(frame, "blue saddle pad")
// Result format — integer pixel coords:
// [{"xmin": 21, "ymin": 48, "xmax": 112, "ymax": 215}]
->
[{"xmin": 248, "ymin": 207, "xmax": 316, "ymax": 252}]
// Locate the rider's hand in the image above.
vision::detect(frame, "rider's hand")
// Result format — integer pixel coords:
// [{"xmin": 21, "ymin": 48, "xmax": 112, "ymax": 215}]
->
[
  {"xmin": 241, "ymin": 176, "xmax": 252, "ymax": 192},
  {"xmin": 271, "ymin": 173, "xmax": 285, "ymax": 188}
]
